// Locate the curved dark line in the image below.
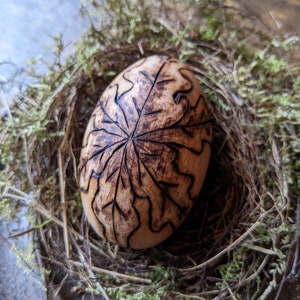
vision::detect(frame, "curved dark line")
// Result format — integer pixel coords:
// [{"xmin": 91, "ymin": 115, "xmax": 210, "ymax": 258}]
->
[
  {"xmin": 126, "ymin": 195, "xmax": 142, "ymax": 248},
  {"xmin": 120, "ymin": 172, "xmax": 127, "ymax": 189},
  {"xmin": 132, "ymin": 97, "xmax": 141, "ymax": 116},
  {"xmin": 113, "ymin": 56, "xmax": 148, "ymax": 128},
  {"xmin": 137, "ymin": 137, "xmax": 211, "ymax": 205},
  {"xmin": 131, "ymin": 142, "xmax": 178, "ymax": 239},
  {"xmin": 111, "ymin": 74, "xmax": 134, "ymax": 129},
  {"xmin": 128, "ymin": 195, "xmax": 175, "ymax": 246},
  {"xmin": 159, "ymin": 181, "xmax": 179, "ymax": 188},
  {"xmin": 170, "ymin": 90, "xmax": 200, "ymax": 126},
  {"xmin": 101, "ymin": 144, "xmax": 127, "ymax": 216},
  {"xmin": 80, "ymin": 180, "xmax": 91, "ymax": 194},
  {"xmin": 99, "ymin": 101, "xmax": 129, "ymax": 137},
  {"xmin": 172, "ymin": 87, "xmax": 192, "ymax": 105},
  {"xmin": 79, "ymin": 139, "xmax": 127, "ymax": 173},
  {"xmin": 136, "ymin": 136, "xmax": 211, "ymax": 155},
  {"xmin": 81, "ymin": 165, "xmax": 108, "ymax": 195},
  {"xmin": 146, "ymin": 194, "xmax": 176, "ymax": 234},
  {"xmin": 81, "ymin": 173, "xmax": 107, "ymax": 240},
  {"xmin": 132, "ymin": 141, "xmax": 142, "ymax": 186},
  {"xmin": 107, "ymin": 139, "xmax": 130, "ymax": 244},
  {"xmin": 106, "ymin": 167, "xmax": 119, "ymax": 182},
  {"xmin": 123, "ymin": 146, "xmax": 143, "ymax": 248},
  {"xmin": 135, "ymin": 118, "xmax": 212, "ymax": 141},
  {"xmin": 89, "ymin": 127, "xmax": 125, "ymax": 138},
  {"xmin": 137, "ymin": 147, "xmax": 189, "ymax": 218},
  {"xmin": 126, "ymin": 141, "xmax": 176, "ymax": 244},
  {"xmin": 102, "ymin": 200, "xmax": 113, "ymax": 210},
  {"xmin": 81, "ymin": 114, "xmax": 98, "ymax": 148},
  {"xmin": 169, "ymin": 140, "xmax": 211, "ymax": 202},
  {"xmin": 175, "ymin": 67, "xmax": 212, "ymax": 122},
  {"xmin": 133, "ymin": 90, "xmax": 211, "ymax": 141},
  {"xmin": 139, "ymin": 70, "xmax": 154, "ymax": 84},
  {"xmin": 170, "ymin": 67, "xmax": 210, "ymax": 128},
  {"xmin": 118, "ymin": 72, "xmax": 135, "ymax": 99},
  {"xmin": 92, "ymin": 183, "xmax": 107, "ymax": 238},
  {"xmin": 114, "ymin": 82, "xmax": 129, "ymax": 128},
  {"xmin": 103, "ymin": 198, "xmax": 127, "ymax": 219},
  {"xmin": 131, "ymin": 61, "xmax": 167, "ymax": 138},
  {"xmin": 169, "ymin": 145, "xmax": 196, "ymax": 203},
  {"xmin": 143, "ymin": 109, "xmax": 164, "ymax": 116},
  {"xmin": 157, "ymin": 78, "xmax": 176, "ymax": 85}
]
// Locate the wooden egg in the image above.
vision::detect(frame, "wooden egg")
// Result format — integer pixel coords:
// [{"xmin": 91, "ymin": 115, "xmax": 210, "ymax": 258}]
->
[{"xmin": 79, "ymin": 55, "xmax": 212, "ymax": 249}]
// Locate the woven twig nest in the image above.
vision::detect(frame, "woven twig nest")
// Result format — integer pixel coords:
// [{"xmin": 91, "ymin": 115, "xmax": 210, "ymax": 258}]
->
[
  {"xmin": 1, "ymin": 0, "xmax": 298, "ymax": 298},
  {"xmin": 29, "ymin": 42, "xmax": 286, "ymax": 299}
]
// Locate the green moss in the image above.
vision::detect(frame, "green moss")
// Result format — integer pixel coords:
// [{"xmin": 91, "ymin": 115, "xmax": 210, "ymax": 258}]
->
[{"xmin": 1, "ymin": 0, "xmax": 299, "ymax": 299}]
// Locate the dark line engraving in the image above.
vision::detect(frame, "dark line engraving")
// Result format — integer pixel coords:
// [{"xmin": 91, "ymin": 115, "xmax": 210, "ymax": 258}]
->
[
  {"xmin": 138, "ymin": 149, "xmax": 189, "ymax": 218},
  {"xmin": 99, "ymin": 101, "xmax": 129, "ymax": 137},
  {"xmin": 139, "ymin": 70, "xmax": 154, "ymax": 84},
  {"xmin": 112, "ymin": 83, "xmax": 129, "ymax": 129},
  {"xmin": 80, "ymin": 55, "xmax": 212, "ymax": 248},
  {"xmin": 143, "ymin": 109, "xmax": 164, "ymax": 116},
  {"xmin": 132, "ymin": 97, "xmax": 141, "ymax": 116},
  {"xmin": 157, "ymin": 78, "xmax": 176, "ymax": 85},
  {"xmin": 131, "ymin": 62, "xmax": 167, "ymax": 137}
]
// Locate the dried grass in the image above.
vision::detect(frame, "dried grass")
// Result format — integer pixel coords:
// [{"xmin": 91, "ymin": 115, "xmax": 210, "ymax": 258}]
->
[
  {"xmin": 1, "ymin": 1, "xmax": 299, "ymax": 299},
  {"xmin": 25, "ymin": 45, "xmax": 293, "ymax": 299}
]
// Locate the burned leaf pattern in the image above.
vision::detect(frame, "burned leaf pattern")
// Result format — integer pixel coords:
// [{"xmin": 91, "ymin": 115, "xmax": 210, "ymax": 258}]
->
[{"xmin": 79, "ymin": 55, "xmax": 212, "ymax": 249}]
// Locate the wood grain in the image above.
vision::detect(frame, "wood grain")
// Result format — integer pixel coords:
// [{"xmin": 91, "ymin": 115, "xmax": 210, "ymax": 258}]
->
[{"xmin": 79, "ymin": 55, "xmax": 212, "ymax": 249}]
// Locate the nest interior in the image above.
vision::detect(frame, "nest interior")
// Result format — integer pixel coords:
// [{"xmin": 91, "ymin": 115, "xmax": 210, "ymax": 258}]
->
[{"xmin": 32, "ymin": 45, "xmax": 281, "ymax": 299}]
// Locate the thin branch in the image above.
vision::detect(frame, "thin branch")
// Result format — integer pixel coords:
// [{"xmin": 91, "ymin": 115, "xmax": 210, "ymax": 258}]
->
[
  {"xmin": 179, "ymin": 220, "xmax": 264, "ymax": 272},
  {"xmin": 75, "ymin": 242, "xmax": 109, "ymax": 300},
  {"xmin": 69, "ymin": 260, "xmax": 152, "ymax": 285},
  {"xmin": 58, "ymin": 148, "xmax": 70, "ymax": 258}
]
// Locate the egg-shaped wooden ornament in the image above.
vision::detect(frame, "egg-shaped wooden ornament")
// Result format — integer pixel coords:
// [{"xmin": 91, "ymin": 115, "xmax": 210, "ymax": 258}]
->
[{"xmin": 79, "ymin": 55, "xmax": 212, "ymax": 249}]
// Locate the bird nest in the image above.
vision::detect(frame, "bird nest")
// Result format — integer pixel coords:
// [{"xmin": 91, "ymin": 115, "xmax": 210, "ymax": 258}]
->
[
  {"xmin": 1, "ymin": 1, "xmax": 299, "ymax": 299},
  {"xmin": 27, "ymin": 44, "xmax": 296, "ymax": 299}
]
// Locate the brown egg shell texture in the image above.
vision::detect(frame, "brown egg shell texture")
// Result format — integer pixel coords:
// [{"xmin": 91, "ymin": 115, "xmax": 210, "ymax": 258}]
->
[{"xmin": 79, "ymin": 55, "xmax": 212, "ymax": 249}]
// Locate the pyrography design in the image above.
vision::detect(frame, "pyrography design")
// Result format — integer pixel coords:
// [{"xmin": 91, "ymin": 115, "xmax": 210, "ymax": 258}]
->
[{"xmin": 79, "ymin": 55, "xmax": 212, "ymax": 249}]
